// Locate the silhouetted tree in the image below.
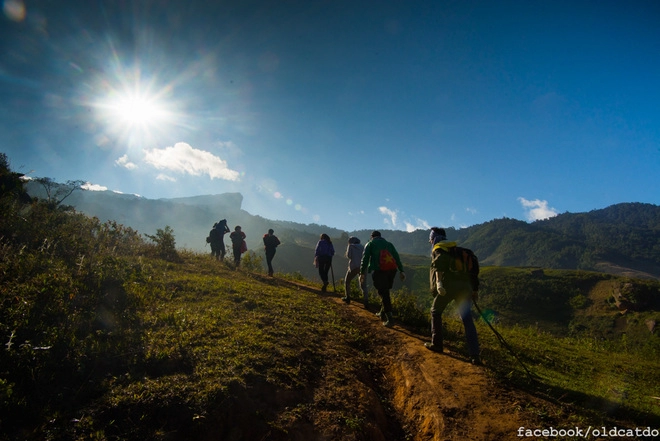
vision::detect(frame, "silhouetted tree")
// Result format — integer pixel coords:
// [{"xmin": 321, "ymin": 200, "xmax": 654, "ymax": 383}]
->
[{"xmin": 34, "ymin": 177, "xmax": 84, "ymax": 208}]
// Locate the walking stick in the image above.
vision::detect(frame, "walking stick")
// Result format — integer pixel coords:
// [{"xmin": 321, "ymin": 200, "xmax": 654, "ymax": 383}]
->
[{"xmin": 473, "ymin": 300, "xmax": 538, "ymax": 380}]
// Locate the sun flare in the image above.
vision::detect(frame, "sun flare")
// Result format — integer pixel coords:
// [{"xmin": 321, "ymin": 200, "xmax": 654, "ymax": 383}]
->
[{"xmin": 110, "ymin": 94, "xmax": 168, "ymax": 127}]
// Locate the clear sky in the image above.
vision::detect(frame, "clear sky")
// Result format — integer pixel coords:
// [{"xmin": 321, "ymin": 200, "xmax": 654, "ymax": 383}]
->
[{"xmin": 2, "ymin": 0, "xmax": 659, "ymax": 232}]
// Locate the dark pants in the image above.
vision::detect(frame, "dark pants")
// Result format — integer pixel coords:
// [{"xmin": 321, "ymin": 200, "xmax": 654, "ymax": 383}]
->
[
  {"xmin": 430, "ymin": 279, "xmax": 480, "ymax": 357},
  {"xmin": 211, "ymin": 240, "xmax": 225, "ymax": 259},
  {"xmin": 317, "ymin": 256, "xmax": 332, "ymax": 284},
  {"xmin": 371, "ymin": 270, "xmax": 397, "ymax": 314},
  {"xmin": 232, "ymin": 245, "xmax": 241, "ymax": 266},
  {"xmin": 265, "ymin": 249, "xmax": 276, "ymax": 274}
]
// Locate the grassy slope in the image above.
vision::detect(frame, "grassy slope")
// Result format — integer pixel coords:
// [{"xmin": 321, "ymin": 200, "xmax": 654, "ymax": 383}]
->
[{"xmin": 1, "ymin": 198, "xmax": 659, "ymax": 440}]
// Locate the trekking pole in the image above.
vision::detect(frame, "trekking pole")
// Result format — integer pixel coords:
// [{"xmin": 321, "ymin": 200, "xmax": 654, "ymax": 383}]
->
[
  {"xmin": 330, "ymin": 263, "xmax": 336, "ymax": 292},
  {"xmin": 473, "ymin": 300, "xmax": 538, "ymax": 380}
]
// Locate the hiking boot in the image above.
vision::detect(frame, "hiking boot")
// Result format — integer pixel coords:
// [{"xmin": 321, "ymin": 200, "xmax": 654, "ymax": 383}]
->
[
  {"xmin": 341, "ymin": 296, "xmax": 350, "ymax": 304},
  {"xmin": 424, "ymin": 342, "xmax": 443, "ymax": 353},
  {"xmin": 382, "ymin": 312, "xmax": 393, "ymax": 327},
  {"xmin": 321, "ymin": 283, "xmax": 328, "ymax": 292},
  {"xmin": 471, "ymin": 356, "xmax": 483, "ymax": 366}
]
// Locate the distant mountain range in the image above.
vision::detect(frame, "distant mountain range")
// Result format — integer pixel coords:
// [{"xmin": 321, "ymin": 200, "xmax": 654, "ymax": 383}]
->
[{"xmin": 25, "ymin": 183, "xmax": 660, "ymax": 280}]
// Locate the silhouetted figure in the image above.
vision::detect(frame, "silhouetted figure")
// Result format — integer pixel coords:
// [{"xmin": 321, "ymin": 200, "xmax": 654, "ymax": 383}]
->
[
  {"xmin": 209, "ymin": 219, "xmax": 230, "ymax": 260},
  {"xmin": 360, "ymin": 231, "xmax": 405, "ymax": 327},
  {"xmin": 343, "ymin": 236, "xmax": 367, "ymax": 305},
  {"xmin": 229, "ymin": 225, "xmax": 246, "ymax": 268},
  {"xmin": 263, "ymin": 229, "xmax": 280, "ymax": 276},
  {"xmin": 425, "ymin": 227, "xmax": 481, "ymax": 365},
  {"xmin": 314, "ymin": 233, "xmax": 335, "ymax": 292}
]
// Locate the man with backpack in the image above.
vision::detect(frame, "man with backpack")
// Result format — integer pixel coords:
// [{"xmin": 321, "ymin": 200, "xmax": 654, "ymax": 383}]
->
[
  {"xmin": 425, "ymin": 227, "xmax": 481, "ymax": 365},
  {"xmin": 343, "ymin": 236, "xmax": 367, "ymax": 306},
  {"xmin": 359, "ymin": 231, "xmax": 405, "ymax": 327},
  {"xmin": 262, "ymin": 228, "xmax": 281, "ymax": 276},
  {"xmin": 208, "ymin": 219, "xmax": 230, "ymax": 260}
]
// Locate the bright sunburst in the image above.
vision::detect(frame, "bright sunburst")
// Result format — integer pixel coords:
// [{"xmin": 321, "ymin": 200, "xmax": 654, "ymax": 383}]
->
[
  {"xmin": 108, "ymin": 93, "xmax": 168, "ymax": 127},
  {"xmin": 90, "ymin": 68, "xmax": 181, "ymax": 148}
]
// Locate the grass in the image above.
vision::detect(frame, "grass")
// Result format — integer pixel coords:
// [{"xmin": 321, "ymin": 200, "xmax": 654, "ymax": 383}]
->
[{"xmin": 1, "ymin": 184, "xmax": 659, "ymax": 439}]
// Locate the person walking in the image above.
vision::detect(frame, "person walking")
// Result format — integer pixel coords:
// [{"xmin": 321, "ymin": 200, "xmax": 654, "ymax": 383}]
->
[
  {"xmin": 314, "ymin": 233, "xmax": 335, "ymax": 292},
  {"xmin": 229, "ymin": 225, "xmax": 246, "ymax": 268},
  {"xmin": 209, "ymin": 219, "xmax": 230, "ymax": 260},
  {"xmin": 262, "ymin": 228, "xmax": 281, "ymax": 276},
  {"xmin": 425, "ymin": 227, "xmax": 481, "ymax": 365},
  {"xmin": 343, "ymin": 236, "xmax": 367, "ymax": 305},
  {"xmin": 359, "ymin": 231, "xmax": 405, "ymax": 327}
]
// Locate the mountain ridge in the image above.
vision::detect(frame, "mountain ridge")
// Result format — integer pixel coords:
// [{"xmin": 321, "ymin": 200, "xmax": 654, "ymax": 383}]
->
[{"xmin": 24, "ymin": 183, "xmax": 660, "ymax": 280}]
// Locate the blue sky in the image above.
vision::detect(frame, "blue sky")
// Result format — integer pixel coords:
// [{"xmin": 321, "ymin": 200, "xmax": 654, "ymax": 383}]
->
[{"xmin": 2, "ymin": 0, "xmax": 659, "ymax": 232}]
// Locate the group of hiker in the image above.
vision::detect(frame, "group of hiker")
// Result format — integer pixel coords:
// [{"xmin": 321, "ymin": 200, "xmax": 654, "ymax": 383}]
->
[
  {"xmin": 207, "ymin": 221, "xmax": 482, "ymax": 365},
  {"xmin": 207, "ymin": 220, "xmax": 281, "ymax": 274}
]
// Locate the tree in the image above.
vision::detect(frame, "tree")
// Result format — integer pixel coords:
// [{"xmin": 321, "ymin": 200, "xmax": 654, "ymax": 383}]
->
[
  {"xmin": 0, "ymin": 152, "xmax": 31, "ymax": 203},
  {"xmin": 34, "ymin": 177, "xmax": 85, "ymax": 208}
]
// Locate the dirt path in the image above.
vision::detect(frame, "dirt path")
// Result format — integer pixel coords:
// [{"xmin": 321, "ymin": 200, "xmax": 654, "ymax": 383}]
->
[
  {"xmin": 333, "ymin": 296, "xmax": 531, "ymax": 441},
  {"xmin": 254, "ymin": 274, "xmax": 548, "ymax": 440}
]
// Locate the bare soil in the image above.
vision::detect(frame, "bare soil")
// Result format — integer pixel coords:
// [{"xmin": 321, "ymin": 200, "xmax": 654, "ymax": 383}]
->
[{"xmin": 330, "ymin": 295, "xmax": 537, "ymax": 441}]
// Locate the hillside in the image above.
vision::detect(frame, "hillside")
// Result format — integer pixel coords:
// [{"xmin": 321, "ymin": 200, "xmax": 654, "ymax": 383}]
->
[
  {"xmin": 24, "ymin": 181, "xmax": 660, "ymax": 281},
  {"xmin": 2, "ymin": 170, "xmax": 659, "ymax": 439}
]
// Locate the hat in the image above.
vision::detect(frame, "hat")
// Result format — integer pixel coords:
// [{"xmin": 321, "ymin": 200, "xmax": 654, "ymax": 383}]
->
[
  {"xmin": 370, "ymin": 231, "xmax": 381, "ymax": 238},
  {"xmin": 429, "ymin": 227, "xmax": 446, "ymax": 242},
  {"xmin": 268, "ymin": 229, "xmax": 274, "ymax": 234},
  {"xmin": 348, "ymin": 236, "xmax": 361, "ymax": 244}
]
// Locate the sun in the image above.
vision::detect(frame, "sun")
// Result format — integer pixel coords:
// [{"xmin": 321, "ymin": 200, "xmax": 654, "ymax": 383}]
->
[
  {"xmin": 109, "ymin": 93, "xmax": 168, "ymax": 127},
  {"xmin": 90, "ymin": 72, "xmax": 180, "ymax": 147}
]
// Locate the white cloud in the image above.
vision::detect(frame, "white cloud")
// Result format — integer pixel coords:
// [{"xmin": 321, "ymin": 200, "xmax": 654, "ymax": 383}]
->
[
  {"xmin": 380, "ymin": 206, "xmax": 429, "ymax": 231},
  {"xmin": 378, "ymin": 206, "xmax": 398, "ymax": 227},
  {"xmin": 466, "ymin": 207, "xmax": 477, "ymax": 215},
  {"xmin": 143, "ymin": 142, "xmax": 240, "ymax": 181},
  {"xmin": 518, "ymin": 197, "xmax": 558, "ymax": 221},
  {"xmin": 156, "ymin": 173, "xmax": 177, "ymax": 182},
  {"xmin": 115, "ymin": 154, "xmax": 138, "ymax": 170},
  {"xmin": 404, "ymin": 218, "xmax": 431, "ymax": 232},
  {"xmin": 81, "ymin": 182, "xmax": 108, "ymax": 191}
]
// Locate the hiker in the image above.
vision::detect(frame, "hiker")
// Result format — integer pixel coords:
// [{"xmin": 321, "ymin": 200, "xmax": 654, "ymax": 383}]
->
[
  {"xmin": 343, "ymin": 236, "xmax": 367, "ymax": 305},
  {"xmin": 262, "ymin": 228, "xmax": 281, "ymax": 276},
  {"xmin": 359, "ymin": 231, "xmax": 405, "ymax": 327},
  {"xmin": 314, "ymin": 233, "xmax": 335, "ymax": 292},
  {"xmin": 229, "ymin": 225, "xmax": 246, "ymax": 268},
  {"xmin": 209, "ymin": 219, "xmax": 230, "ymax": 260},
  {"xmin": 425, "ymin": 227, "xmax": 481, "ymax": 365}
]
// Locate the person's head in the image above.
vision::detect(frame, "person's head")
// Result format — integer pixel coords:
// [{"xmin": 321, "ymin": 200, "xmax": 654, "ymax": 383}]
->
[
  {"xmin": 370, "ymin": 231, "xmax": 381, "ymax": 239},
  {"xmin": 235, "ymin": 225, "xmax": 241, "ymax": 231},
  {"xmin": 348, "ymin": 236, "xmax": 360, "ymax": 244},
  {"xmin": 429, "ymin": 227, "xmax": 446, "ymax": 243},
  {"xmin": 268, "ymin": 229, "xmax": 274, "ymax": 235},
  {"xmin": 320, "ymin": 233, "xmax": 331, "ymax": 242}
]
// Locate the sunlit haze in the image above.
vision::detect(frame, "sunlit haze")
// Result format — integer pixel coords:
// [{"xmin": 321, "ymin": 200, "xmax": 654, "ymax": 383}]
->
[{"xmin": 1, "ymin": 0, "xmax": 659, "ymax": 232}]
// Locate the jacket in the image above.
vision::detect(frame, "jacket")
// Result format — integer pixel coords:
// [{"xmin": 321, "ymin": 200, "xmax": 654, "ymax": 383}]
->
[
  {"xmin": 360, "ymin": 237, "xmax": 404, "ymax": 274},
  {"xmin": 315, "ymin": 239, "xmax": 335, "ymax": 257},
  {"xmin": 346, "ymin": 243, "xmax": 364, "ymax": 271},
  {"xmin": 430, "ymin": 241, "xmax": 479, "ymax": 292}
]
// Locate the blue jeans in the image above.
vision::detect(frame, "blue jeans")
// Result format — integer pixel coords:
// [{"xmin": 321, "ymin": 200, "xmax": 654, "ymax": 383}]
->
[{"xmin": 430, "ymin": 280, "xmax": 480, "ymax": 357}]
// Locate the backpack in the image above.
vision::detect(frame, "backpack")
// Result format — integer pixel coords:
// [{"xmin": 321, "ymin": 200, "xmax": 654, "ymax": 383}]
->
[
  {"xmin": 432, "ymin": 244, "xmax": 480, "ymax": 289},
  {"xmin": 448, "ymin": 246, "xmax": 479, "ymax": 276},
  {"xmin": 379, "ymin": 249, "xmax": 398, "ymax": 271}
]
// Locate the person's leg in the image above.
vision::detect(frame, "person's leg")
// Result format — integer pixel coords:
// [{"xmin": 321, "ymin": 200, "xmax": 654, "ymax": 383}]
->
[
  {"xmin": 233, "ymin": 246, "xmax": 241, "ymax": 267},
  {"xmin": 344, "ymin": 268, "xmax": 358, "ymax": 302},
  {"xmin": 372, "ymin": 271, "xmax": 394, "ymax": 325},
  {"xmin": 219, "ymin": 240, "xmax": 226, "ymax": 259},
  {"xmin": 318, "ymin": 257, "xmax": 330, "ymax": 291},
  {"xmin": 456, "ymin": 295, "xmax": 480, "ymax": 359},
  {"xmin": 266, "ymin": 250, "xmax": 275, "ymax": 275},
  {"xmin": 428, "ymin": 293, "xmax": 451, "ymax": 350}
]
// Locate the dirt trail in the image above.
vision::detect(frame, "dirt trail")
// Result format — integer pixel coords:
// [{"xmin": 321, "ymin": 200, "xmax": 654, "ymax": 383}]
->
[
  {"xmin": 332, "ymin": 295, "xmax": 531, "ymax": 441},
  {"xmin": 255, "ymin": 274, "xmax": 550, "ymax": 440}
]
